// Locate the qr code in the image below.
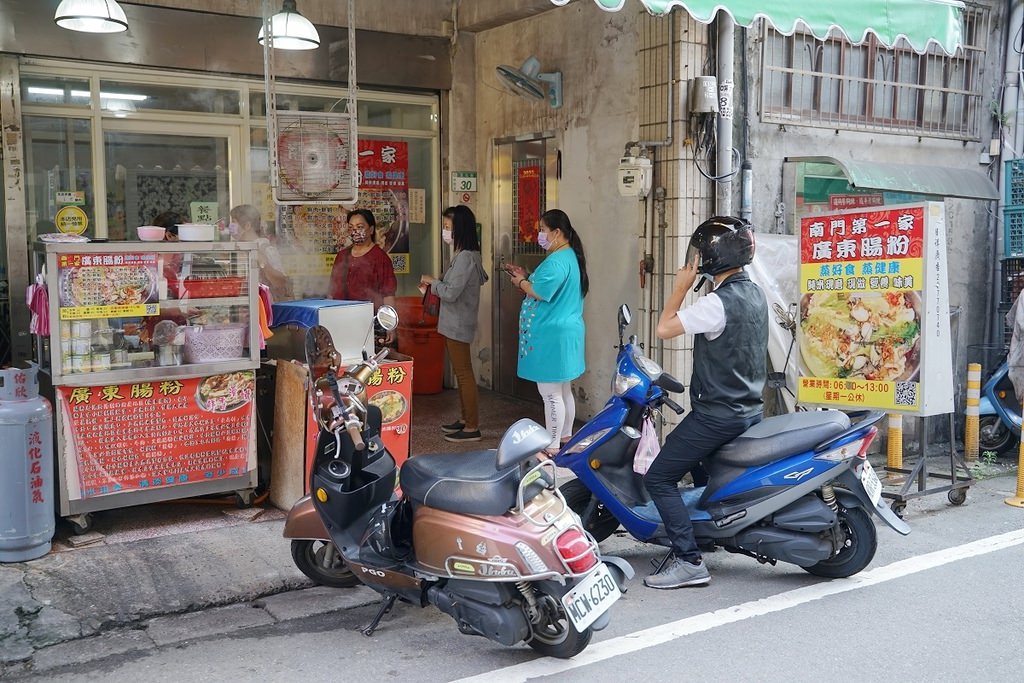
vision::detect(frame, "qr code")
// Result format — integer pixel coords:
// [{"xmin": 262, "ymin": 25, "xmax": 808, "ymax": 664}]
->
[
  {"xmin": 895, "ymin": 381, "xmax": 918, "ymax": 407},
  {"xmin": 390, "ymin": 253, "xmax": 409, "ymax": 274}
]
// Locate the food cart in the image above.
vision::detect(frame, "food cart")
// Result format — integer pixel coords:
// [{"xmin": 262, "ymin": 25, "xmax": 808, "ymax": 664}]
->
[{"xmin": 32, "ymin": 240, "xmax": 261, "ymax": 533}]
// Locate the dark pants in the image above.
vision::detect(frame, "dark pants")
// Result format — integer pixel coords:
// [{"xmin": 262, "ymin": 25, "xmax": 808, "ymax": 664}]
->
[{"xmin": 643, "ymin": 410, "xmax": 761, "ymax": 562}]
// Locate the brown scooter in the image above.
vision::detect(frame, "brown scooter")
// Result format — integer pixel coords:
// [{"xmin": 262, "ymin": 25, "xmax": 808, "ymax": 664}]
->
[{"xmin": 283, "ymin": 309, "xmax": 632, "ymax": 658}]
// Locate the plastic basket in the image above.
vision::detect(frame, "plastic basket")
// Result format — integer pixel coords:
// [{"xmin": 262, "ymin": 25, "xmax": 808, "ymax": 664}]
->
[
  {"xmin": 1001, "ymin": 258, "xmax": 1024, "ymax": 304},
  {"xmin": 1007, "ymin": 159, "xmax": 1024, "ymax": 207},
  {"xmin": 183, "ymin": 324, "xmax": 247, "ymax": 363},
  {"xmin": 1005, "ymin": 208, "xmax": 1024, "ymax": 258}
]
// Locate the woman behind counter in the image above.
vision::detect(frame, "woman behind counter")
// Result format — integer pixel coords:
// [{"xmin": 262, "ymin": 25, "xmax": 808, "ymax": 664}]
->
[
  {"xmin": 228, "ymin": 204, "xmax": 292, "ymax": 301},
  {"xmin": 506, "ymin": 209, "xmax": 589, "ymax": 455},
  {"xmin": 328, "ymin": 209, "xmax": 397, "ymax": 312},
  {"xmin": 420, "ymin": 205, "xmax": 489, "ymax": 442}
]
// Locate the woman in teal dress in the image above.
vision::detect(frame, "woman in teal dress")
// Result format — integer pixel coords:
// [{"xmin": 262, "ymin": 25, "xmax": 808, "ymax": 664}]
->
[{"xmin": 507, "ymin": 209, "xmax": 589, "ymax": 454}]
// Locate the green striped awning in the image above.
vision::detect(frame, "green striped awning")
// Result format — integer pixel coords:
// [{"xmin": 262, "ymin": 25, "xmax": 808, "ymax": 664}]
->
[{"xmin": 549, "ymin": 0, "xmax": 965, "ymax": 55}]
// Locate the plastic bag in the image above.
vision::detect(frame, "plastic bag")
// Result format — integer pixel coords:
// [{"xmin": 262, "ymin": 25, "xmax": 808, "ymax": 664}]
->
[{"xmin": 633, "ymin": 417, "xmax": 661, "ymax": 475}]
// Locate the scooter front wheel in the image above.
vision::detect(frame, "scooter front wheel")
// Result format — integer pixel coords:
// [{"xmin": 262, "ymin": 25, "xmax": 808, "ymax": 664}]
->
[
  {"xmin": 802, "ymin": 507, "xmax": 877, "ymax": 579},
  {"xmin": 291, "ymin": 540, "xmax": 360, "ymax": 588},
  {"xmin": 978, "ymin": 415, "xmax": 1015, "ymax": 455},
  {"xmin": 560, "ymin": 479, "xmax": 621, "ymax": 543}
]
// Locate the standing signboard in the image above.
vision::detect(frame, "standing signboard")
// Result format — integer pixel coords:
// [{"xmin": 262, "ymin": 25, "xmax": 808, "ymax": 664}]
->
[{"xmin": 796, "ymin": 202, "xmax": 953, "ymax": 415}]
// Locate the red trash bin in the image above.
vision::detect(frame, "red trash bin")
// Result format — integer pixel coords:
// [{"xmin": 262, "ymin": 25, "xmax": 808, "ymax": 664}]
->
[{"xmin": 397, "ymin": 325, "xmax": 445, "ymax": 395}]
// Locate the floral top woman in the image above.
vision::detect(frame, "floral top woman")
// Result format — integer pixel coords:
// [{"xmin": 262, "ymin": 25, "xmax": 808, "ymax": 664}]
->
[{"xmin": 506, "ymin": 209, "xmax": 589, "ymax": 454}]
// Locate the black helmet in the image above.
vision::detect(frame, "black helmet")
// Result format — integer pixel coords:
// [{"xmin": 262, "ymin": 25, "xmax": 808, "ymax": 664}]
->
[{"xmin": 685, "ymin": 216, "xmax": 755, "ymax": 276}]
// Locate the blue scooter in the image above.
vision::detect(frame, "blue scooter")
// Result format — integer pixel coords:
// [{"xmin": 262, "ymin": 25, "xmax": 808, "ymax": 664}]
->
[
  {"xmin": 554, "ymin": 305, "xmax": 910, "ymax": 578},
  {"xmin": 978, "ymin": 360, "xmax": 1021, "ymax": 455}
]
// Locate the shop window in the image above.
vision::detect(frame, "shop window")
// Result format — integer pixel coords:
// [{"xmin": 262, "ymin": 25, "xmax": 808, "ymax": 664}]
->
[
  {"xmin": 104, "ymin": 131, "xmax": 231, "ymax": 240},
  {"xmin": 98, "ymin": 81, "xmax": 241, "ymax": 115},
  {"xmin": 21, "ymin": 75, "xmax": 92, "ymax": 108},
  {"xmin": 23, "ymin": 117, "xmax": 95, "ymax": 240},
  {"xmin": 760, "ymin": 4, "xmax": 989, "ymax": 140},
  {"xmin": 250, "ymin": 93, "xmax": 437, "ymax": 131}
]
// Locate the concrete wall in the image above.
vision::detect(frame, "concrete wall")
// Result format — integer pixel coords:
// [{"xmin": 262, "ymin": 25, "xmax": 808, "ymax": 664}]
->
[{"xmin": 468, "ymin": 2, "xmax": 642, "ymax": 418}]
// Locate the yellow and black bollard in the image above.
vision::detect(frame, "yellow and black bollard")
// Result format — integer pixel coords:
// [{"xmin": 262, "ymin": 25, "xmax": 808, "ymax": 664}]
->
[
  {"xmin": 1007, "ymin": 399, "xmax": 1024, "ymax": 508},
  {"xmin": 964, "ymin": 363, "xmax": 981, "ymax": 462},
  {"xmin": 886, "ymin": 413, "xmax": 904, "ymax": 482}
]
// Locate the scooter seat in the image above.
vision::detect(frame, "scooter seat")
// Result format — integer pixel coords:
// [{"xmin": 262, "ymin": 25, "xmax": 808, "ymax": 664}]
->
[
  {"xmin": 714, "ymin": 411, "xmax": 851, "ymax": 468},
  {"xmin": 401, "ymin": 450, "xmax": 529, "ymax": 516}
]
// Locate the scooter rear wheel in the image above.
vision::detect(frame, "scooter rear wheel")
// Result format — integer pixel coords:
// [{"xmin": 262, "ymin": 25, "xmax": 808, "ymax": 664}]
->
[
  {"xmin": 291, "ymin": 540, "xmax": 360, "ymax": 588},
  {"xmin": 802, "ymin": 507, "xmax": 877, "ymax": 579},
  {"xmin": 560, "ymin": 479, "xmax": 621, "ymax": 543},
  {"xmin": 526, "ymin": 591, "xmax": 593, "ymax": 659},
  {"xmin": 978, "ymin": 415, "xmax": 1015, "ymax": 456}
]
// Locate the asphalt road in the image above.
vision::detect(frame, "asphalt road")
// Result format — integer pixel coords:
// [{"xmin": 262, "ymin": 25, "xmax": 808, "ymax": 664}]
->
[{"xmin": 13, "ymin": 475, "xmax": 1024, "ymax": 683}]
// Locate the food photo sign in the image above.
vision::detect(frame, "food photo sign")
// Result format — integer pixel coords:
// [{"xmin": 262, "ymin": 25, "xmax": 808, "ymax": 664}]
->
[
  {"xmin": 57, "ymin": 253, "xmax": 160, "ymax": 320},
  {"xmin": 796, "ymin": 202, "xmax": 953, "ymax": 415},
  {"xmin": 57, "ymin": 371, "xmax": 256, "ymax": 500}
]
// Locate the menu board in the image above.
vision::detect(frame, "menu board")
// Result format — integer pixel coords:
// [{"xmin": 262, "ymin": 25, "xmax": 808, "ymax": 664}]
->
[
  {"xmin": 796, "ymin": 202, "xmax": 953, "ymax": 415},
  {"xmin": 58, "ymin": 371, "xmax": 256, "ymax": 500},
  {"xmin": 57, "ymin": 253, "xmax": 160, "ymax": 320}
]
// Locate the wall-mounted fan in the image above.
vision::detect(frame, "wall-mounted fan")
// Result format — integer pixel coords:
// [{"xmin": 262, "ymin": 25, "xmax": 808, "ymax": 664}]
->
[
  {"xmin": 496, "ymin": 56, "xmax": 563, "ymax": 109},
  {"xmin": 274, "ymin": 111, "xmax": 357, "ymax": 204}
]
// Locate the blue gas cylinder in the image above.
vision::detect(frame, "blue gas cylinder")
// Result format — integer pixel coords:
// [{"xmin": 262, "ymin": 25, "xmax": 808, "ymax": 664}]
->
[{"xmin": 0, "ymin": 364, "xmax": 55, "ymax": 562}]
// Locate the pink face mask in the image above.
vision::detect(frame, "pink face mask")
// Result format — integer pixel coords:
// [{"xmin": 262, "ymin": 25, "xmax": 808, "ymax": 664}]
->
[
  {"xmin": 442, "ymin": 228, "xmax": 453, "ymax": 244},
  {"xmin": 537, "ymin": 231, "xmax": 551, "ymax": 250},
  {"xmin": 227, "ymin": 222, "xmax": 241, "ymax": 237}
]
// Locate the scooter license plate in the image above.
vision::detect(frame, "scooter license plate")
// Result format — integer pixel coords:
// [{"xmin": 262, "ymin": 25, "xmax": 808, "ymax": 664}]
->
[
  {"xmin": 861, "ymin": 460, "xmax": 882, "ymax": 505},
  {"xmin": 561, "ymin": 563, "xmax": 621, "ymax": 632}
]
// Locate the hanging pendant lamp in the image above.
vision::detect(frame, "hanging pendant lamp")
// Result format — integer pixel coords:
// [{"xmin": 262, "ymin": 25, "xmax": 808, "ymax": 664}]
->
[
  {"xmin": 54, "ymin": 0, "xmax": 129, "ymax": 34},
  {"xmin": 257, "ymin": 0, "xmax": 321, "ymax": 51}
]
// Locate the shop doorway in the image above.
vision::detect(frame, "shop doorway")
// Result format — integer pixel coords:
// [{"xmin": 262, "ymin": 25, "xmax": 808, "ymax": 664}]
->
[
  {"xmin": 492, "ymin": 133, "xmax": 558, "ymax": 400},
  {"xmin": 101, "ymin": 121, "xmax": 240, "ymax": 238}
]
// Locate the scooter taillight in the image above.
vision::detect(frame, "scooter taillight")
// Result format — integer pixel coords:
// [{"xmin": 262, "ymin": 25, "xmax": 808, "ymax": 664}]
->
[
  {"xmin": 555, "ymin": 528, "xmax": 598, "ymax": 573},
  {"xmin": 855, "ymin": 426, "xmax": 878, "ymax": 460}
]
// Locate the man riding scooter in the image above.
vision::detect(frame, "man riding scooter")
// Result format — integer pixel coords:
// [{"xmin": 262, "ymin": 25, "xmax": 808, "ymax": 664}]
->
[{"xmin": 645, "ymin": 216, "xmax": 768, "ymax": 589}]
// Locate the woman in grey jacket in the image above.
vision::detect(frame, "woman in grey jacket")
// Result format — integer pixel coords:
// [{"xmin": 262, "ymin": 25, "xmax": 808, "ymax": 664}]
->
[{"xmin": 420, "ymin": 205, "xmax": 489, "ymax": 442}]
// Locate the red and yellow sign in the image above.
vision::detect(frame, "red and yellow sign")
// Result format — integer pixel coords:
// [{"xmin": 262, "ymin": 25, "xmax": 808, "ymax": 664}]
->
[
  {"xmin": 58, "ymin": 372, "xmax": 255, "ymax": 499},
  {"xmin": 798, "ymin": 205, "xmax": 929, "ymax": 412}
]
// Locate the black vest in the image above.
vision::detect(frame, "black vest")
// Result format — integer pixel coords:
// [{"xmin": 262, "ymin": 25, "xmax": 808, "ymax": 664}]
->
[{"xmin": 690, "ymin": 271, "xmax": 768, "ymax": 419}]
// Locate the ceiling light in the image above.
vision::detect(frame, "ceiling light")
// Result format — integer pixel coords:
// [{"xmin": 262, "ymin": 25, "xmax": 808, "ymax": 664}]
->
[
  {"xmin": 54, "ymin": 0, "xmax": 129, "ymax": 34},
  {"xmin": 257, "ymin": 0, "xmax": 320, "ymax": 51},
  {"xmin": 26, "ymin": 87, "xmax": 147, "ymax": 101}
]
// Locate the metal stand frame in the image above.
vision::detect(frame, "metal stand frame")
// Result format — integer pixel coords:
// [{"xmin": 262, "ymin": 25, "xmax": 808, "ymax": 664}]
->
[{"xmin": 882, "ymin": 413, "xmax": 974, "ymax": 516}]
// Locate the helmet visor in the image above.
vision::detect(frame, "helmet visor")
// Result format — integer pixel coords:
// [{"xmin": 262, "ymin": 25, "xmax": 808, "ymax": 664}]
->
[{"xmin": 685, "ymin": 242, "xmax": 703, "ymax": 273}]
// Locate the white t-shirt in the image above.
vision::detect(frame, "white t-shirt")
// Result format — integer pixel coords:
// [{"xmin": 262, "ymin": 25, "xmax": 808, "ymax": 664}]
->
[{"xmin": 677, "ymin": 291, "xmax": 726, "ymax": 341}]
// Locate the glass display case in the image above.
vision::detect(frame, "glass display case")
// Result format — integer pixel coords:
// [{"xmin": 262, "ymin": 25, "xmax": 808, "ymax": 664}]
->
[{"xmin": 32, "ymin": 241, "xmax": 261, "ymax": 528}]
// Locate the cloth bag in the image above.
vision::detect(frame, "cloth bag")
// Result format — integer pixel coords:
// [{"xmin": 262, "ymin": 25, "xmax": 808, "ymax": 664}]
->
[{"xmin": 632, "ymin": 416, "xmax": 661, "ymax": 475}]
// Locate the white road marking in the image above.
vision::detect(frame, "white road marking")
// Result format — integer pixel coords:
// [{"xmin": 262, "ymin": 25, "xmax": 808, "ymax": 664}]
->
[{"xmin": 451, "ymin": 528, "xmax": 1024, "ymax": 683}]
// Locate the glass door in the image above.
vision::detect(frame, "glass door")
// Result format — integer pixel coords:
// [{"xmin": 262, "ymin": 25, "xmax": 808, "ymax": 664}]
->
[{"xmin": 102, "ymin": 121, "xmax": 241, "ymax": 239}]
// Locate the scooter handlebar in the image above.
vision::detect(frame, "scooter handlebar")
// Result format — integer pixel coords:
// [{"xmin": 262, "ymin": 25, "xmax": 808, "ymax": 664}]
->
[{"xmin": 662, "ymin": 396, "xmax": 685, "ymax": 415}]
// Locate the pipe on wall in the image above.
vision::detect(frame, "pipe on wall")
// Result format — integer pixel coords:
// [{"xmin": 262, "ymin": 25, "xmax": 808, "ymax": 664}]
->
[{"xmin": 715, "ymin": 13, "xmax": 736, "ymax": 216}]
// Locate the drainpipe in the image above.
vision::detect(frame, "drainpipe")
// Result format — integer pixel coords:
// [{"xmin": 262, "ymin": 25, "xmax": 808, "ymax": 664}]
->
[
  {"xmin": 655, "ymin": 186, "xmax": 668, "ymax": 367},
  {"xmin": 716, "ymin": 13, "xmax": 736, "ymax": 216},
  {"xmin": 992, "ymin": 0, "xmax": 1024, "ymax": 347}
]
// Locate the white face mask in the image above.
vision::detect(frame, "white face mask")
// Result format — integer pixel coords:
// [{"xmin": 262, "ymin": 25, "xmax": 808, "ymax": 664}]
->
[{"xmin": 442, "ymin": 228, "xmax": 453, "ymax": 244}]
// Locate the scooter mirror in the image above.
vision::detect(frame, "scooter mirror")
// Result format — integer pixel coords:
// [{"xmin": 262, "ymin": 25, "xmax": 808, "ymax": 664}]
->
[
  {"xmin": 619, "ymin": 304, "xmax": 632, "ymax": 327},
  {"xmin": 305, "ymin": 324, "xmax": 340, "ymax": 382},
  {"xmin": 376, "ymin": 305, "xmax": 399, "ymax": 332}
]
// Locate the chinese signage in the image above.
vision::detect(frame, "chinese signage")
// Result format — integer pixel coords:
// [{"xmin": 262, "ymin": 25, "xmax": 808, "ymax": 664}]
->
[
  {"xmin": 55, "ymin": 205, "xmax": 89, "ymax": 235},
  {"xmin": 354, "ymin": 140, "xmax": 410, "ymax": 274},
  {"xmin": 797, "ymin": 202, "xmax": 953, "ymax": 415},
  {"xmin": 58, "ymin": 372, "xmax": 255, "ymax": 500},
  {"xmin": 57, "ymin": 253, "xmax": 160, "ymax": 320},
  {"xmin": 516, "ymin": 163, "xmax": 542, "ymax": 245}
]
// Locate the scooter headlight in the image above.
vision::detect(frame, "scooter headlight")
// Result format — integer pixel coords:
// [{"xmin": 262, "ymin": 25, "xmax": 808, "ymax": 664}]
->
[{"xmin": 612, "ymin": 372, "xmax": 642, "ymax": 396}]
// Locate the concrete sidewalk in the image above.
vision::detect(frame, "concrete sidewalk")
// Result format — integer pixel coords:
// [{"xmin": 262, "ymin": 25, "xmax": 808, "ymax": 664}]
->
[{"xmin": 0, "ymin": 387, "xmax": 550, "ymax": 674}]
